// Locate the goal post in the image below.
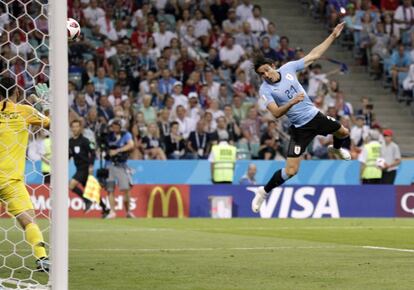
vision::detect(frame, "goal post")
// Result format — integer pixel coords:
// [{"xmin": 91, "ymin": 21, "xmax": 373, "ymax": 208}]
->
[
  {"xmin": 49, "ymin": 0, "xmax": 69, "ymax": 289},
  {"xmin": 0, "ymin": 0, "xmax": 68, "ymax": 289}
]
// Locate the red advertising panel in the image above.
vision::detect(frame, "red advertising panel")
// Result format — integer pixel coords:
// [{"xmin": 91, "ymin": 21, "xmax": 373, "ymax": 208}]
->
[
  {"xmin": 0, "ymin": 184, "xmax": 190, "ymax": 218},
  {"xmin": 395, "ymin": 186, "xmax": 414, "ymax": 217}
]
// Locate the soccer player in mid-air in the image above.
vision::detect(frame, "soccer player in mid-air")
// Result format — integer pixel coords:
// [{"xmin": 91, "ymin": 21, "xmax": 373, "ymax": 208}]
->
[
  {"xmin": 249, "ymin": 22, "xmax": 350, "ymax": 213},
  {"xmin": 0, "ymin": 77, "xmax": 50, "ymax": 271}
]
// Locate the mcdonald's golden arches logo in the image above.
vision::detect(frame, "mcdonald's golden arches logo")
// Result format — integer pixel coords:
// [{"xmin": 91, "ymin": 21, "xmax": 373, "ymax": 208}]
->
[{"xmin": 147, "ymin": 186, "xmax": 184, "ymax": 218}]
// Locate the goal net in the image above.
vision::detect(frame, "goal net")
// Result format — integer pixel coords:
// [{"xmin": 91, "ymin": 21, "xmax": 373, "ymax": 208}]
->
[{"xmin": 0, "ymin": 0, "xmax": 68, "ymax": 289}]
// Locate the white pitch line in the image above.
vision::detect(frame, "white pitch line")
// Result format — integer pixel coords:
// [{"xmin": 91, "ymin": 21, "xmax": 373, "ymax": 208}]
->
[
  {"xmin": 69, "ymin": 226, "xmax": 414, "ymax": 233},
  {"xmin": 68, "ymin": 245, "xmax": 346, "ymax": 252},
  {"xmin": 71, "ymin": 228, "xmax": 176, "ymax": 232},
  {"xmin": 362, "ymin": 246, "xmax": 414, "ymax": 253}
]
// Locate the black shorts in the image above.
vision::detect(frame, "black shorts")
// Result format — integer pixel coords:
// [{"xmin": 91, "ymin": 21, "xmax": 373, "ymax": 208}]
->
[
  {"xmin": 72, "ymin": 169, "xmax": 89, "ymax": 187},
  {"xmin": 287, "ymin": 112, "xmax": 341, "ymax": 158}
]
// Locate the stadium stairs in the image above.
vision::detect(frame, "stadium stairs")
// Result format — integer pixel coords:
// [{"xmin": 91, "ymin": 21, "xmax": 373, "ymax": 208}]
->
[{"xmin": 256, "ymin": 0, "xmax": 414, "ymax": 156}]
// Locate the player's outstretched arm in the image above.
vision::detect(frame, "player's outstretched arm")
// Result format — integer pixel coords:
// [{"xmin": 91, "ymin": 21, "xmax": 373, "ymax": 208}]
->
[
  {"xmin": 303, "ymin": 22, "xmax": 345, "ymax": 67},
  {"xmin": 267, "ymin": 93, "xmax": 304, "ymax": 119}
]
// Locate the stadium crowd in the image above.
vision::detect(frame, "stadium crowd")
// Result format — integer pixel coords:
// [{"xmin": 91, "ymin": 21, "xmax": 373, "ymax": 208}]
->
[{"xmin": 0, "ymin": 0, "xmax": 403, "ymax": 162}]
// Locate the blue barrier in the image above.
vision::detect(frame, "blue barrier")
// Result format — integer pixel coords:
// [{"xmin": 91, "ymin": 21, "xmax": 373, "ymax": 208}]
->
[
  {"xmin": 190, "ymin": 185, "xmax": 396, "ymax": 218},
  {"xmin": 24, "ymin": 160, "xmax": 414, "ymax": 185}
]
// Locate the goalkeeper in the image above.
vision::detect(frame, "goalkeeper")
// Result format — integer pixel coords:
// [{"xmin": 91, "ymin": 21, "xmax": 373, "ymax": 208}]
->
[{"xmin": 0, "ymin": 77, "xmax": 50, "ymax": 272}]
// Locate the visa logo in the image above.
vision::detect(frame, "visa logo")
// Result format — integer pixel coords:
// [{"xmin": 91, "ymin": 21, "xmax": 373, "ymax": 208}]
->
[{"xmin": 260, "ymin": 187, "xmax": 340, "ymax": 218}]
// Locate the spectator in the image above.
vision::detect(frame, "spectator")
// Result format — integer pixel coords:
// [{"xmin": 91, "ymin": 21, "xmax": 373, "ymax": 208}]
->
[
  {"xmin": 192, "ymin": 9, "xmax": 212, "ymax": 39},
  {"xmin": 210, "ymin": 0, "xmax": 230, "ymax": 27},
  {"xmin": 236, "ymin": 0, "xmax": 253, "ymax": 22},
  {"xmin": 187, "ymin": 120, "xmax": 209, "ymax": 159},
  {"xmin": 108, "ymin": 85, "xmax": 128, "ymax": 107},
  {"xmin": 389, "ymin": 44, "xmax": 411, "ymax": 92},
  {"xmin": 239, "ymin": 163, "xmax": 257, "ymax": 185},
  {"xmin": 260, "ymin": 36, "xmax": 278, "ymax": 61},
  {"xmin": 276, "ymin": 36, "xmax": 295, "ymax": 63},
  {"xmin": 205, "ymin": 69, "xmax": 221, "ymax": 100},
  {"xmin": 235, "ymin": 22, "xmax": 259, "ymax": 53},
  {"xmin": 71, "ymin": 93, "xmax": 90, "ymax": 118},
  {"xmin": 218, "ymin": 84, "xmax": 231, "ymax": 108},
  {"xmin": 140, "ymin": 94, "xmax": 157, "ymax": 124},
  {"xmin": 223, "ymin": 8, "xmax": 242, "ymax": 34},
  {"xmin": 153, "ymin": 20, "xmax": 177, "ymax": 50},
  {"xmin": 381, "ymin": 129, "xmax": 401, "ymax": 184},
  {"xmin": 171, "ymin": 81, "xmax": 188, "ymax": 111},
  {"xmin": 369, "ymin": 21, "xmax": 392, "ymax": 79},
  {"xmin": 174, "ymin": 105, "xmax": 193, "ymax": 139},
  {"xmin": 97, "ymin": 95, "xmax": 114, "ymax": 122},
  {"xmin": 313, "ymin": 135, "xmax": 332, "ymax": 159},
  {"xmin": 258, "ymin": 120, "xmax": 283, "ymax": 160},
  {"xmin": 262, "ymin": 22, "xmax": 280, "ymax": 50},
  {"xmin": 157, "ymin": 108, "xmax": 171, "ymax": 142},
  {"xmin": 335, "ymin": 92, "xmax": 354, "ymax": 117},
  {"xmin": 158, "ymin": 68, "xmax": 177, "ymax": 96},
  {"xmin": 307, "ymin": 64, "xmax": 329, "ymax": 99},
  {"xmin": 224, "ymin": 105, "xmax": 242, "ymax": 143},
  {"xmin": 93, "ymin": 67, "xmax": 115, "ymax": 96},
  {"xmin": 96, "ymin": 8, "xmax": 118, "ymax": 41},
  {"xmin": 381, "ymin": 0, "xmax": 399, "ymax": 13},
  {"xmin": 84, "ymin": 80, "xmax": 100, "ymax": 106},
  {"xmin": 356, "ymin": 96, "xmax": 376, "ymax": 128},
  {"xmin": 142, "ymin": 123, "xmax": 167, "ymax": 160},
  {"xmin": 187, "ymin": 92, "xmax": 203, "ymax": 123},
  {"xmin": 131, "ymin": 19, "xmax": 150, "ymax": 49},
  {"xmin": 247, "ymin": 5, "xmax": 269, "ymax": 37},
  {"xmin": 393, "ymin": 0, "xmax": 414, "ymax": 41},
  {"xmin": 239, "ymin": 106, "xmax": 261, "ymax": 158},
  {"xmin": 219, "ymin": 36, "xmax": 245, "ymax": 69},
  {"xmin": 82, "ymin": 0, "xmax": 105, "ymax": 27},
  {"xmin": 165, "ymin": 121, "xmax": 186, "ymax": 159},
  {"xmin": 232, "ymin": 95, "xmax": 250, "ymax": 123}
]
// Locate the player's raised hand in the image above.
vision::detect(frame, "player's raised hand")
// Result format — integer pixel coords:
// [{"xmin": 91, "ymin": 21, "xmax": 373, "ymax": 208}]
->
[
  {"xmin": 332, "ymin": 22, "xmax": 345, "ymax": 38},
  {"xmin": 291, "ymin": 92, "xmax": 305, "ymax": 105},
  {"xmin": 35, "ymin": 83, "xmax": 50, "ymax": 102}
]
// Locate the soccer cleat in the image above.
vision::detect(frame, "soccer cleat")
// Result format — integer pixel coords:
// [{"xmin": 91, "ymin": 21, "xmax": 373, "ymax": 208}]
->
[
  {"xmin": 247, "ymin": 186, "xmax": 268, "ymax": 213},
  {"xmin": 36, "ymin": 257, "xmax": 50, "ymax": 273},
  {"xmin": 84, "ymin": 199, "xmax": 93, "ymax": 213},
  {"xmin": 104, "ymin": 210, "xmax": 117, "ymax": 219},
  {"xmin": 126, "ymin": 211, "xmax": 135, "ymax": 218},
  {"xmin": 328, "ymin": 145, "xmax": 351, "ymax": 160}
]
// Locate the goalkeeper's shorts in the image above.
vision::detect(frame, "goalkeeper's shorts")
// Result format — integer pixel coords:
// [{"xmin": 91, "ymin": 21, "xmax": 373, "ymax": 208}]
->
[{"xmin": 0, "ymin": 178, "xmax": 34, "ymax": 216}]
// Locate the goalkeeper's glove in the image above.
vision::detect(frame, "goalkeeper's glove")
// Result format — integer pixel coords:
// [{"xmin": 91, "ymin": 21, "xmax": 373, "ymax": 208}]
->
[{"xmin": 32, "ymin": 83, "xmax": 50, "ymax": 113}]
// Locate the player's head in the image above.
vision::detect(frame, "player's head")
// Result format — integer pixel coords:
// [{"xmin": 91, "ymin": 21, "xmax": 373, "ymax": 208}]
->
[
  {"xmin": 253, "ymin": 53, "xmax": 279, "ymax": 83},
  {"xmin": 70, "ymin": 119, "xmax": 83, "ymax": 137},
  {"xmin": 0, "ymin": 77, "xmax": 19, "ymax": 102}
]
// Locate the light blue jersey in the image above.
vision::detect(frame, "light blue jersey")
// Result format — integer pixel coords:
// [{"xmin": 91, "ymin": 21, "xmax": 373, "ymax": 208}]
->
[{"xmin": 259, "ymin": 58, "xmax": 319, "ymax": 127}]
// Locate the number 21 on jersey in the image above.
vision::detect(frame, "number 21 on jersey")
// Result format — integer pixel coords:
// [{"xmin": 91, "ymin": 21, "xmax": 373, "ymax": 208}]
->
[{"xmin": 285, "ymin": 85, "xmax": 297, "ymax": 99}]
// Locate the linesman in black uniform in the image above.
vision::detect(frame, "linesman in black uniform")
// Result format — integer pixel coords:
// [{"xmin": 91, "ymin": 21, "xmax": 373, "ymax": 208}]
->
[{"xmin": 69, "ymin": 119, "xmax": 95, "ymax": 211}]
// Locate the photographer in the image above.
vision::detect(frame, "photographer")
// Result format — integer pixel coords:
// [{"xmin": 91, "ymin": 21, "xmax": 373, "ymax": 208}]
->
[{"xmin": 103, "ymin": 119, "xmax": 135, "ymax": 218}]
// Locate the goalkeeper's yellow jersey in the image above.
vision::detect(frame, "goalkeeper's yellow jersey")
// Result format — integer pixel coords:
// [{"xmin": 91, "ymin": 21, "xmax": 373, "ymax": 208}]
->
[{"xmin": 0, "ymin": 100, "xmax": 50, "ymax": 180}]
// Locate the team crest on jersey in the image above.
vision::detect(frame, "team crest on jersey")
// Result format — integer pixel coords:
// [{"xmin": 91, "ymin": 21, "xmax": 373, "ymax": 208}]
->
[
  {"xmin": 294, "ymin": 145, "xmax": 301, "ymax": 155},
  {"xmin": 74, "ymin": 146, "xmax": 80, "ymax": 154},
  {"xmin": 286, "ymin": 73, "xmax": 294, "ymax": 81}
]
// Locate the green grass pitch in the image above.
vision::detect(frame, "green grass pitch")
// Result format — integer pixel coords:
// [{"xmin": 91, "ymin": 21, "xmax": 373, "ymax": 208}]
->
[
  {"xmin": 73, "ymin": 218, "xmax": 414, "ymax": 290},
  {"xmin": 2, "ymin": 218, "xmax": 414, "ymax": 290}
]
